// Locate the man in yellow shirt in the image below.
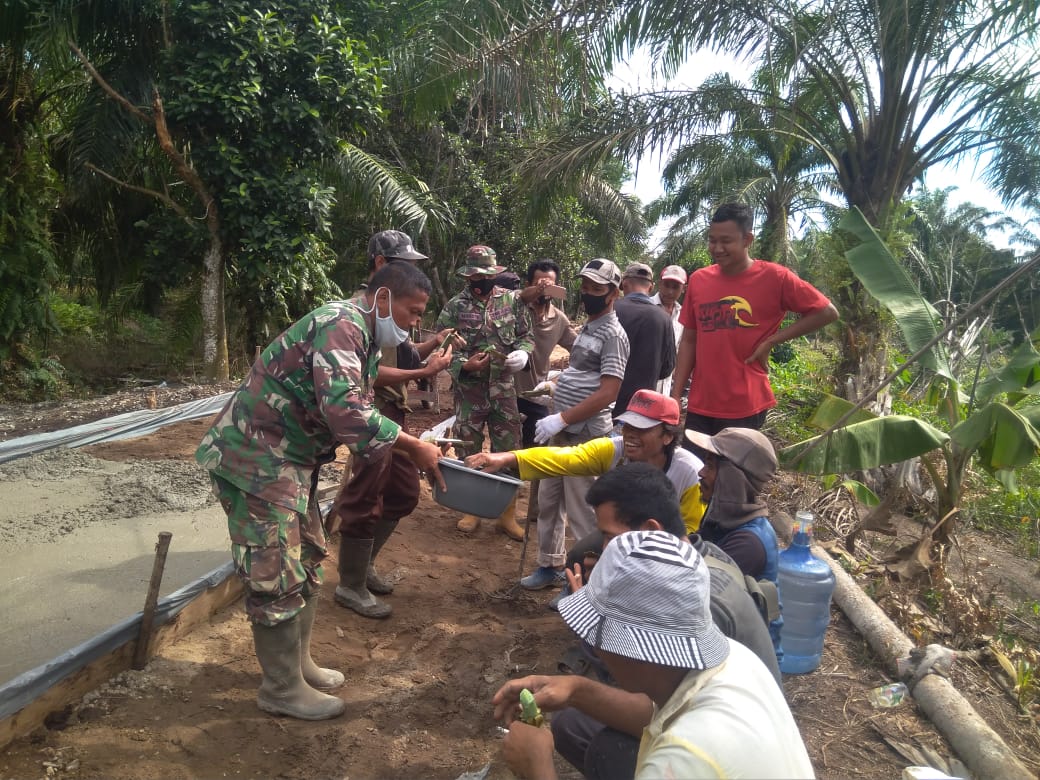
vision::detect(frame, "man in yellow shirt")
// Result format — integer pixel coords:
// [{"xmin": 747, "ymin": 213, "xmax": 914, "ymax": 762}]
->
[{"xmin": 465, "ymin": 389, "xmax": 704, "ymax": 593}]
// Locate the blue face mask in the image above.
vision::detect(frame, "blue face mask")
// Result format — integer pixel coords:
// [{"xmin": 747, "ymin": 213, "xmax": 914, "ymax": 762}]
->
[{"xmin": 374, "ymin": 288, "xmax": 409, "ymax": 348}]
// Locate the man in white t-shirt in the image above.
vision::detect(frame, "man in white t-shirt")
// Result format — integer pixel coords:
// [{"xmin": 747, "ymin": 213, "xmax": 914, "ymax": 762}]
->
[
  {"xmin": 495, "ymin": 531, "xmax": 814, "ymax": 780},
  {"xmin": 651, "ymin": 264, "xmax": 687, "ymax": 399}
]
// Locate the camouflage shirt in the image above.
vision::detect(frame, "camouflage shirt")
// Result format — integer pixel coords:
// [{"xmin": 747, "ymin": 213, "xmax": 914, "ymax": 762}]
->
[
  {"xmin": 195, "ymin": 301, "xmax": 399, "ymax": 513},
  {"xmin": 435, "ymin": 286, "xmax": 534, "ymax": 386}
]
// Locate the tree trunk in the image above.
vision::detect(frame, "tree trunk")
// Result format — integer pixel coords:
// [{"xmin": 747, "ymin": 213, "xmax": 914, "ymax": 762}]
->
[
  {"xmin": 200, "ymin": 232, "xmax": 229, "ymax": 382},
  {"xmin": 820, "ymin": 546, "xmax": 1036, "ymax": 780}
]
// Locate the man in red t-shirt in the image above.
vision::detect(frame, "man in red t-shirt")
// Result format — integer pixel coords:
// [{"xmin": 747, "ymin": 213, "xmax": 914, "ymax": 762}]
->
[{"xmin": 671, "ymin": 203, "xmax": 839, "ymax": 436}]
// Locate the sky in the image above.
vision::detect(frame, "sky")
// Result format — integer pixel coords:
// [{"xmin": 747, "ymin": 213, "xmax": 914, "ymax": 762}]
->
[{"xmin": 608, "ymin": 49, "xmax": 1029, "ymax": 253}]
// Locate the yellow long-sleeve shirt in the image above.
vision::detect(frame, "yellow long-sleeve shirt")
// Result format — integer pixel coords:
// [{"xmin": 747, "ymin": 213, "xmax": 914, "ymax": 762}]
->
[{"xmin": 515, "ymin": 436, "xmax": 705, "ymax": 533}]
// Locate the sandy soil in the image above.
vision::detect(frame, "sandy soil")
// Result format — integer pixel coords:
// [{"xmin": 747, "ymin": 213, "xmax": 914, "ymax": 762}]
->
[{"xmin": 1, "ymin": 390, "xmax": 1038, "ymax": 779}]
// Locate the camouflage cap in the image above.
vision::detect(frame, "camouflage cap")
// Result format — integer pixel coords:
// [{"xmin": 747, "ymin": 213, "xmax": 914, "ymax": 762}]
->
[
  {"xmin": 458, "ymin": 245, "xmax": 506, "ymax": 277},
  {"xmin": 368, "ymin": 230, "xmax": 427, "ymax": 262}
]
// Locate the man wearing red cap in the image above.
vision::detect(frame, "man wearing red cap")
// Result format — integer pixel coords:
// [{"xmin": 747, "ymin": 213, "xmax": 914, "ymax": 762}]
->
[
  {"xmin": 466, "ymin": 389, "xmax": 704, "ymax": 599},
  {"xmin": 651, "ymin": 264, "xmax": 686, "ymax": 399}
]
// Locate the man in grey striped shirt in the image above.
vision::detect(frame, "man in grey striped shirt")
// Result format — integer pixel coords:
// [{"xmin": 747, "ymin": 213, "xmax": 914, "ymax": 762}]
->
[{"xmin": 521, "ymin": 259, "xmax": 630, "ymax": 592}]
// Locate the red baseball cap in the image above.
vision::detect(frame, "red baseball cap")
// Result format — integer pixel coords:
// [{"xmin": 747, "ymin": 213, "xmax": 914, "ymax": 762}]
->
[{"xmin": 615, "ymin": 389, "xmax": 680, "ymax": 428}]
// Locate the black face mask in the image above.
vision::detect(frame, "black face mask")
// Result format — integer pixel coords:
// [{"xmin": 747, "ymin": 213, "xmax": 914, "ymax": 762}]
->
[
  {"xmin": 581, "ymin": 292, "xmax": 611, "ymax": 315},
  {"xmin": 470, "ymin": 277, "xmax": 496, "ymax": 296}
]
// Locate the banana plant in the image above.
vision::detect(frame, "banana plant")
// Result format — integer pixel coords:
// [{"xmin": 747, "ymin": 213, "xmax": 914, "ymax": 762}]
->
[{"xmin": 780, "ymin": 209, "xmax": 1040, "ymax": 544}]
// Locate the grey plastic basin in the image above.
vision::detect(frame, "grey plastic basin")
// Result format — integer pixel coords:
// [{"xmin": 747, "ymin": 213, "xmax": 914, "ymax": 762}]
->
[{"xmin": 433, "ymin": 458, "xmax": 521, "ymax": 518}]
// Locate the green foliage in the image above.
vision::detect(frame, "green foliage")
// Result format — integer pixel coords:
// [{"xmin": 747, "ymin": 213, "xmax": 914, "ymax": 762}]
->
[
  {"xmin": 159, "ymin": 0, "xmax": 387, "ymax": 349},
  {"xmin": 781, "ymin": 214, "xmax": 1040, "ymax": 536},
  {"xmin": 0, "ymin": 346, "xmax": 68, "ymax": 402},
  {"xmin": 0, "ymin": 120, "xmax": 60, "ymax": 359},
  {"xmin": 765, "ymin": 343, "xmax": 835, "ymax": 443},
  {"xmin": 49, "ymin": 298, "xmax": 101, "ymax": 336}
]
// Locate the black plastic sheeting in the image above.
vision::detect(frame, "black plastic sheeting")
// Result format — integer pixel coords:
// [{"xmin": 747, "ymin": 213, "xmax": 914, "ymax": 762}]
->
[{"xmin": 0, "ymin": 561, "xmax": 236, "ymax": 720}]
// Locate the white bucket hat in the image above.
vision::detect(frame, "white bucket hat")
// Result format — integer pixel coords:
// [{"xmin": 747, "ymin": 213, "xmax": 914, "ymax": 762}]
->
[{"xmin": 558, "ymin": 531, "xmax": 730, "ymax": 670}]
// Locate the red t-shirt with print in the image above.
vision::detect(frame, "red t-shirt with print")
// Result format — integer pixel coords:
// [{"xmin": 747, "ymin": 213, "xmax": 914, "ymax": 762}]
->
[{"xmin": 679, "ymin": 260, "xmax": 831, "ymax": 419}]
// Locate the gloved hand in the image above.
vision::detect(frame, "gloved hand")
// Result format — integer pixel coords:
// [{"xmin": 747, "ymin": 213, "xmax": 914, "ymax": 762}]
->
[
  {"xmin": 532, "ymin": 379, "xmax": 555, "ymax": 396},
  {"xmin": 534, "ymin": 412, "xmax": 566, "ymax": 444},
  {"xmin": 504, "ymin": 349, "xmax": 529, "ymax": 373}
]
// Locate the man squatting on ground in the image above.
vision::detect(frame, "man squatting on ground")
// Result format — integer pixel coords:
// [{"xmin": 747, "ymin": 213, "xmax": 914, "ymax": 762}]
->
[
  {"xmin": 522, "ymin": 259, "xmax": 630, "ymax": 592},
  {"xmin": 196, "ymin": 261, "xmax": 445, "ymax": 721},
  {"xmin": 329, "ymin": 230, "xmax": 456, "ymax": 620},
  {"xmin": 500, "ymin": 464, "xmax": 782, "ymax": 779},
  {"xmin": 672, "ymin": 202, "xmax": 838, "ymax": 436},
  {"xmin": 436, "ymin": 245, "xmax": 534, "ymax": 539},
  {"xmin": 494, "ymin": 522, "xmax": 814, "ymax": 778}
]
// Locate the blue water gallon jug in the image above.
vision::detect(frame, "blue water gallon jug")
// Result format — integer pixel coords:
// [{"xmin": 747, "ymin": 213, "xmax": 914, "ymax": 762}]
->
[{"xmin": 778, "ymin": 511, "xmax": 836, "ymax": 674}]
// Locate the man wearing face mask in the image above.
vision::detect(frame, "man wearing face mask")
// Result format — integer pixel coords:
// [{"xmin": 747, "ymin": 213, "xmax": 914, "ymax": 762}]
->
[
  {"xmin": 519, "ymin": 259, "xmax": 629, "ymax": 594},
  {"xmin": 329, "ymin": 230, "xmax": 455, "ymax": 620},
  {"xmin": 196, "ymin": 261, "xmax": 446, "ymax": 721},
  {"xmin": 436, "ymin": 245, "xmax": 534, "ymax": 539}
]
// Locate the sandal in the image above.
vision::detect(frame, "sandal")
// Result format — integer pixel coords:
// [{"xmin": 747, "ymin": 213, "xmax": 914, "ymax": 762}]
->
[{"xmin": 557, "ymin": 644, "xmax": 592, "ymax": 676}]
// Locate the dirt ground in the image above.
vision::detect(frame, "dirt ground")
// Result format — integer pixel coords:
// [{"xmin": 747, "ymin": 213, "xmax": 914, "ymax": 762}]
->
[{"xmin": 1, "ymin": 387, "xmax": 1039, "ymax": 780}]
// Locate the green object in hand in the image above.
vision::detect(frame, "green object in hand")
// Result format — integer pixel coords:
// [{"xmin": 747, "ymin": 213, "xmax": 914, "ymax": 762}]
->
[{"xmin": 519, "ymin": 688, "xmax": 544, "ymax": 727}]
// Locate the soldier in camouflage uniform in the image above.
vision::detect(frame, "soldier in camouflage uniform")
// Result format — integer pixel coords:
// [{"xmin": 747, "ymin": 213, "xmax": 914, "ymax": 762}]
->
[
  {"xmin": 196, "ymin": 261, "xmax": 445, "ymax": 721},
  {"xmin": 436, "ymin": 245, "xmax": 534, "ymax": 539},
  {"xmin": 330, "ymin": 230, "xmax": 455, "ymax": 621}
]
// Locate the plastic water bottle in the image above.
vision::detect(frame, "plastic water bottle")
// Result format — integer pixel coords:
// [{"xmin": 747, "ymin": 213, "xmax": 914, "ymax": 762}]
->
[{"xmin": 778, "ymin": 511, "xmax": 836, "ymax": 674}]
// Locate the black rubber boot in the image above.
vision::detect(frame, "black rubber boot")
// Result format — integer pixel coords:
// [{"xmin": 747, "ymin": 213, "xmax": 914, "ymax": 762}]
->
[
  {"xmin": 366, "ymin": 519, "xmax": 400, "ymax": 595},
  {"xmin": 334, "ymin": 539, "xmax": 392, "ymax": 618}
]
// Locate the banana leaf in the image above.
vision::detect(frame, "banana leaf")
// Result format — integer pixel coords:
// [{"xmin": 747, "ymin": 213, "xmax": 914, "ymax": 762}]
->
[
  {"xmin": 780, "ymin": 415, "xmax": 949, "ymax": 474},
  {"xmin": 950, "ymin": 402, "xmax": 1040, "ymax": 491},
  {"xmin": 973, "ymin": 338, "xmax": 1040, "ymax": 406},
  {"xmin": 839, "ymin": 208, "xmax": 954, "ymax": 381},
  {"xmin": 807, "ymin": 392, "xmax": 877, "ymax": 430}
]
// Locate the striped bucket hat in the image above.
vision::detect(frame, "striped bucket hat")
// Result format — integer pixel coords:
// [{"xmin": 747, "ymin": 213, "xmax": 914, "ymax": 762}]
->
[{"xmin": 558, "ymin": 531, "xmax": 730, "ymax": 670}]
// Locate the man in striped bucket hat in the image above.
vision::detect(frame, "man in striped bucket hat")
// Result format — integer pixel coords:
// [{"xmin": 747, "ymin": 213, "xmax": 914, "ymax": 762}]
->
[{"xmin": 494, "ymin": 529, "xmax": 814, "ymax": 779}]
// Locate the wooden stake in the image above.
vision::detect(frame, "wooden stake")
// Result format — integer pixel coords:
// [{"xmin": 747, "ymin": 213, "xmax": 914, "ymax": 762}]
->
[{"xmin": 133, "ymin": 532, "xmax": 173, "ymax": 670}]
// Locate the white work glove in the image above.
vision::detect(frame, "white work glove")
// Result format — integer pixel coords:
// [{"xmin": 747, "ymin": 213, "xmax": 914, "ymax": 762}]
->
[
  {"xmin": 532, "ymin": 379, "xmax": 555, "ymax": 396},
  {"xmin": 534, "ymin": 412, "xmax": 567, "ymax": 444},
  {"xmin": 504, "ymin": 349, "xmax": 529, "ymax": 373}
]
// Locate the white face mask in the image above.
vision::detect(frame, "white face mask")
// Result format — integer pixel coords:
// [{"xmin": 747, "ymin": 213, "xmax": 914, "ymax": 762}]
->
[{"xmin": 373, "ymin": 287, "xmax": 409, "ymax": 348}]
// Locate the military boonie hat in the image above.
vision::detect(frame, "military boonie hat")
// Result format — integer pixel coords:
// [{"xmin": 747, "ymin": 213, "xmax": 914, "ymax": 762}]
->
[
  {"xmin": 622, "ymin": 262, "xmax": 654, "ymax": 281},
  {"xmin": 368, "ymin": 230, "xmax": 427, "ymax": 261},
  {"xmin": 579, "ymin": 258, "xmax": 622, "ymax": 288},
  {"xmin": 458, "ymin": 245, "xmax": 506, "ymax": 277}
]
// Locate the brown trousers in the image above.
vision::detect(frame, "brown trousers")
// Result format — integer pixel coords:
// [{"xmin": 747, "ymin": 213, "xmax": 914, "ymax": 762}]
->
[{"xmin": 331, "ymin": 403, "xmax": 421, "ymax": 539}]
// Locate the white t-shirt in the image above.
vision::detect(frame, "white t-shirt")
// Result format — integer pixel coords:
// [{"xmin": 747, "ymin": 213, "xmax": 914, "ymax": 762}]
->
[
  {"xmin": 636, "ymin": 640, "xmax": 816, "ymax": 779},
  {"xmin": 650, "ymin": 292, "xmax": 683, "ymax": 397}
]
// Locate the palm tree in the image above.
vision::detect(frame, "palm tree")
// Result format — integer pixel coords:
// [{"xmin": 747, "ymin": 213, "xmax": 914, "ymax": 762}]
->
[
  {"xmin": 510, "ymin": 0, "xmax": 1040, "ymax": 391},
  {"xmin": 647, "ymin": 69, "xmax": 838, "ymax": 267}
]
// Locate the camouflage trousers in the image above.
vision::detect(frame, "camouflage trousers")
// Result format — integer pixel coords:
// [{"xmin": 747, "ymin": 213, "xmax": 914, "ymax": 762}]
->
[
  {"xmin": 211, "ymin": 473, "xmax": 328, "ymax": 626},
  {"xmin": 453, "ymin": 379, "xmax": 522, "ymax": 458}
]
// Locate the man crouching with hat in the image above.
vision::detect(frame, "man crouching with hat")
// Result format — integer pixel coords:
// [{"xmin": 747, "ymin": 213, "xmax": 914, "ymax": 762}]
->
[{"xmin": 493, "ymin": 530, "xmax": 814, "ymax": 779}]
